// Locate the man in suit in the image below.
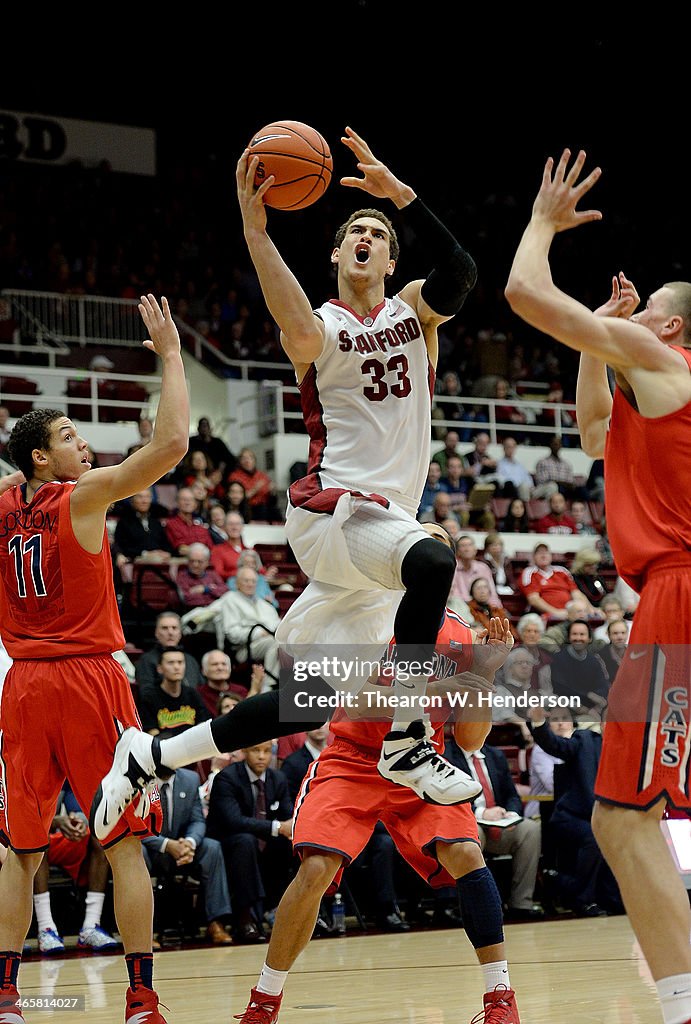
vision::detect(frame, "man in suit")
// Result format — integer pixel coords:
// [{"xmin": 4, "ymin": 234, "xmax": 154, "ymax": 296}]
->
[
  {"xmin": 527, "ymin": 707, "xmax": 622, "ymax": 917},
  {"xmin": 206, "ymin": 740, "xmax": 295, "ymax": 943},
  {"xmin": 141, "ymin": 767, "xmax": 232, "ymax": 945},
  {"xmin": 444, "ymin": 735, "xmax": 543, "ymax": 920}
]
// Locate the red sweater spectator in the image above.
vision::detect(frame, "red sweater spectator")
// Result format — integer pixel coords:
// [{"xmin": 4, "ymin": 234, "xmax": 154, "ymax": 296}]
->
[
  {"xmin": 227, "ymin": 447, "xmax": 274, "ymax": 518},
  {"xmin": 519, "ymin": 543, "xmax": 580, "ymax": 620},
  {"xmin": 209, "ymin": 512, "xmax": 249, "ymax": 580},
  {"xmin": 165, "ymin": 488, "xmax": 211, "ymax": 556},
  {"xmin": 536, "ymin": 492, "xmax": 577, "ymax": 535}
]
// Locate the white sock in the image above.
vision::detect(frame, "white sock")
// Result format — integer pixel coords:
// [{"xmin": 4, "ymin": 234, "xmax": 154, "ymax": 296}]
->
[
  {"xmin": 390, "ymin": 673, "xmax": 429, "ymax": 732},
  {"xmin": 33, "ymin": 891, "xmax": 57, "ymax": 933},
  {"xmin": 256, "ymin": 963, "xmax": 288, "ymax": 997},
  {"xmin": 82, "ymin": 891, "xmax": 105, "ymax": 931},
  {"xmin": 159, "ymin": 720, "xmax": 220, "ymax": 769},
  {"xmin": 656, "ymin": 973, "xmax": 691, "ymax": 1024},
  {"xmin": 482, "ymin": 960, "xmax": 511, "ymax": 993}
]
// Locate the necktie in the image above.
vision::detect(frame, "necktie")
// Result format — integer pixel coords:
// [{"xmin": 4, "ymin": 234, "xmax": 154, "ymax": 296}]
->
[
  {"xmin": 254, "ymin": 778, "xmax": 267, "ymax": 852},
  {"xmin": 472, "ymin": 754, "xmax": 501, "ymax": 842}
]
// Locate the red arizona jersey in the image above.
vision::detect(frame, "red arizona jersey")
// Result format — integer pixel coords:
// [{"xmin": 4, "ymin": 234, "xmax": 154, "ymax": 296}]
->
[
  {"xmin": 605, "ymin": 347, "xmax": 691, "ymax": 594},
  {"xmin": 0, "ymin": 481, "xmax": 124, "ymax": 658},
  {"xmin": 330, "ymin": 608, "xmax": 474, "ymax": 751}
]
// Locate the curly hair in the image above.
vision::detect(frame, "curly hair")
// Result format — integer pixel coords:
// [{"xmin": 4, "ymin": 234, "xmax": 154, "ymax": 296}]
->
[
  {"xmin": 6, "ymin": 408, "xmax": 65, "ymax": 479},
  {"xmin": 333, "ymin": 208, "xmax": 400, "ymax": 262}
]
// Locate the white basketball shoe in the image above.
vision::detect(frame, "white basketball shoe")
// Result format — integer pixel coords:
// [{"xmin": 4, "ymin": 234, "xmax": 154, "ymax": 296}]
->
[
  {"xmin": 377, "ymin": 719, "xmax": 482, "ymax": 805},
  {"xmin": 90, "ymin": 727, "xmax": 167, "ymax": 842}
]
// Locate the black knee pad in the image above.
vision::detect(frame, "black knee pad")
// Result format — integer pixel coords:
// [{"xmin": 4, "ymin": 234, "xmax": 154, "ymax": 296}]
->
[{"xmin": 401, "ymin": 536, "xmax": 456, "ymax": 593}]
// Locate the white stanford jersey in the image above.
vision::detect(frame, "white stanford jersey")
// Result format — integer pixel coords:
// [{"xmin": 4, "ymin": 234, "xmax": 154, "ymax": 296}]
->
[{"xmin": 289, "ymin": 296, "xmax": 434, "ymax": 519}]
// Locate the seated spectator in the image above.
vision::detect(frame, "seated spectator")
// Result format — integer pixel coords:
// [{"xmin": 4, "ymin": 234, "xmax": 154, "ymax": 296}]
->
[
  {"xmin": 439, "ymin": 454, "xmax": 470, "ymax": 518},
  {"xmin": 207, "ymin": 502, "xmax": 230, "ymax": 545},
  {"xmin": 225, "ymin": 480, "xmax": 252, "ymax": 522},
  {"xmin": 188, "ymin": 416, "xmax": 236, "ymax": 485},
  {"xmin": 431, "ymin": 370, "xmax": 466, "ymax": 440},
  {"xmin": 440, "ymin": 515, "xmax": 463, "ymax": 545},
  {"xmin": 547, "ymin": 621, "xmax": 610, "ymax": 721},
  {"xmin": 198, "ymin": 650, "xmax": 265, "ymax": 717},
  {"xmin": 493, "ymin": 378, "xmax": 528, "ymax": 440},
  {"xmin": 467, "ymin": 578, "xmax": 519, "ymax": 642},
  {"xmin": 491, "ymin": 646, "xmax": 538, "ymax": 744},
  {"xmin": 494, "ymin": 436, "xmax": 534, "ymax": 501},
  {"xmin": 519, "ymin": 542, "xmax": 585, "ymax": 622},
  {"xmin": 209, "ymin": 511, "xmax": 250, "ymax": 580},
  {"xmin": 499, "ymin": 496, "xmax": 531, "ymax": 533},
  {"xmin": 178, "ymin": 448, "xmax": 223, "ymax": 500},
  {"xmin": 528, "ymin": 707, "xmax": 623, "ymax": 917},
  {"xmin": 538, "ymin": 593, "xmax": 605, "ymax": 655},
  {"xmin": 569, "ymin": 500, "xmax": 599, "ymax": 537},
  {"xmin": 462, "ymin": 430, "xmax": 498, "ymax": 482},
  {"xmin": 430, "ymin": 428, "xmax": 461, "ymax": 476},
  {"xmin": 228, "ymin": 447, "xmax": 277, "ymax": 521},
  {"xmin": 537, "ymin": 382, "xmax": 576, "ymax": 436},
  {"xmin": 113, "ymin": 488, "xmax": 173, "ymax": 563},
  {"xmin": 570, "ymin": 547, "xmax": 609, "ymax": 607},
  {"xmin": 125, "ymin": 416, "xmax": 154, "ymax": 458},
  {"xmin": 532, "ymin": 435, "xmax": 587, "ymax": 501},
  {"xmin": 515, "ymin": 613, "xmax": 553, "ymax": 692},
  {"xmin": 138, "ymin": 646, "xmax": 211, "ymax": 740},
  {"xmin": 32, "ymin": 784, "xmax": 117, "ymax": 954},
  {"xmin": 523, "ymin": 707, "xmax": 574, "ymax": 819},
  {"xmin": 206, "ymin": 740, "xmax": 295, "ymax": 943},
  {"xmin": 597, "ymin": 619, "xmax": 629, "ymax": 685},
  {"xmin": 481, "ymin": 531, "xmax": 517, "ymax": 596},
  {"xmin": 165, "ymin": 487, "xmax": 210, "ymax": 556},
  {"xmin": 592, "ymin": 595, "xmax": 632, "ymax": 644},
  {"xmin": 176, "ymin": 542, "xmax": 228, "ymax": 610},
  {"xmin": 182, "ymin": 567, "xmax": 281, "ymax": 685},
  {"xmin": 228, "ymin": 549, "xmax": 278, "ymax": 608},
  {"xmin": 450, "ymin": 535, "xmax": 501, "ymax": 606},
  {"xmin": 142, "ymin": 767, "xmax": 232, "ymax": 946},
  {"xmin": 536, "ymin": 492, "xmax": 578, "ymax": 535},
  {"xmin": 135, "ymin": 612, "xmax": 203, "ymax": 705},
  {"xmin": 419, "ymin": 492, "xmax": 463, "ymax": 532},
  {"xmin": 190, "ymin": 478, "xmax": 214, "ymax": 522},
  {"xmin": 444, "ymin": 735, "xmax": 544, "ymax": 920}
]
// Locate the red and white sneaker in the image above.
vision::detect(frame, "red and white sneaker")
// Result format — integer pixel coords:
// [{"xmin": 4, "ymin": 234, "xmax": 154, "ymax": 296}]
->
[
  {"xmin": 234, "ymin": 987, "xmax": 283, "ymax": 1023},
  {"xmin": 125, "ymin": 986, "xmax": 168, "ymax": 1023},
  {"xmin": 470, "ymin": 985, "xmax": 520, "ymax": 1023},
  {"xmin": 0, "ymin": 986, "xmax": 25, "ymax": 1023}
]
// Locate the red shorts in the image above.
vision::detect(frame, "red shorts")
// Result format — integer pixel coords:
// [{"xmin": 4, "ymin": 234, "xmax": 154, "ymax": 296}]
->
[
  {"xmin": 48, "ymin": 830, "xmax": 90, "ymax": 887},
  {"xmin": 0, "ymin": 654, "xmax": 162, "ymax": 852},
  {"xmin": 292, "ymin": 737, "xmax": 479, "ymax": 889},
  {"xmin": 596, "ymin": 562, "xmax": 691, "ymax": 811}
]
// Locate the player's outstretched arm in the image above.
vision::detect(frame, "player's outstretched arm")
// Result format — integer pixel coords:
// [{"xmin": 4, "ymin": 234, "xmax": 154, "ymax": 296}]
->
[
  {"xmin": 341, "ymin": 127, "xmax": 477, "ymax": 332},
  {"xmin": 506, "ymin": 150, "xmax": 674, "ymax": 371},
  {"xmin": 72, "ymin": 295, "xmax": 189, "ymax": 514},
  {"xmin": 236, "ymin": 149, "xmax": 324, "ymax": 368},
  {"xmin": 0, "ymin": 469, "xmax": 26, "ymax": 496}
]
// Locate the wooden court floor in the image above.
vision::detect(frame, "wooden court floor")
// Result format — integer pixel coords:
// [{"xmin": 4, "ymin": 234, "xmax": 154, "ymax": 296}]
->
[{"xmin": 17, "ymin": 916, "xmax": 661, "ymax": 1023}]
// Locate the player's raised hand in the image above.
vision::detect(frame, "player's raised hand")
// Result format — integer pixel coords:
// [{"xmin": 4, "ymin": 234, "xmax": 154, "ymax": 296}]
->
[
  {"xmin": 138, "ymin": 295, "xmax": 181, "ymax": 358},
  {"xmin": 531, "ymin": 149, "xmax": 603, "ymax": 234},
  {"xmin": 340, "ymin": 126, "xmax": 414, "ymax": 207},
  {"xmin": 236, "ymin": 149, "xmax": 273, "ymax": 231},
  {"xmin": 594, "ymin": 271, "xmax": 641, "ymax": 320}
]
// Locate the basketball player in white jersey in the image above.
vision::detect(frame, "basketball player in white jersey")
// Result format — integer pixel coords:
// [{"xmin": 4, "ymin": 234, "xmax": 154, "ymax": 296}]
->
[{"xmin": 91, "ymin": 127, "xmax": 483, "ymax": 841}]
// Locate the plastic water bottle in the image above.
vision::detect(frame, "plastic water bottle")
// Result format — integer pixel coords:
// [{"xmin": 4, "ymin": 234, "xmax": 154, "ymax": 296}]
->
[{"xmin": 332, "ymin": 893, "xmax": 346, "ymax": 935}]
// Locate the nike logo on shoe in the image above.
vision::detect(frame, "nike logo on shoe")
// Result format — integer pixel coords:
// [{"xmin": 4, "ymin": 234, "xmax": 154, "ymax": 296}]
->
[{"xmin": 127, "ymin": 1012, "xmax": 154, "ymax": 1024}]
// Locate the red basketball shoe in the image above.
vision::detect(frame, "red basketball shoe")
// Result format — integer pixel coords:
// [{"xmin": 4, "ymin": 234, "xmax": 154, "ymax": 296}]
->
[
  {"xmin": 0, "ymin": 986, "xmax": 24, "ymax": 1023},
  {"xmin": 470, "ymin": 985, "xmax": 520, "ymax": 1023},
  {"xmin": 234, "ymin": 987, "xmax": 283, "ymax": 1023},
  {"xmin": 125, "ymin": 986, "xmax": 168, "ymax": 1023}
]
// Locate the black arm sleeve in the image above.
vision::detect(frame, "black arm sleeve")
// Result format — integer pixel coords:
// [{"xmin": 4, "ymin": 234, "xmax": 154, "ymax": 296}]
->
[{"xmin": 401, "ymin": 197, "xmax": 478, "ymax": 316}]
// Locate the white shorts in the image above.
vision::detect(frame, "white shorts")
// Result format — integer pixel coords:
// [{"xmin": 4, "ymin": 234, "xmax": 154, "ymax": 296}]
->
[{"xmin": 285, "ymin": 490, "xmax": 428, "ymax": 592}]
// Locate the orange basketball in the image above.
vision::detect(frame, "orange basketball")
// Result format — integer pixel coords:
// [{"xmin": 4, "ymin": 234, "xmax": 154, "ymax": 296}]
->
[{"xmin": 247, "ymin": 120, "xmax": 333, "ymax": 211}]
